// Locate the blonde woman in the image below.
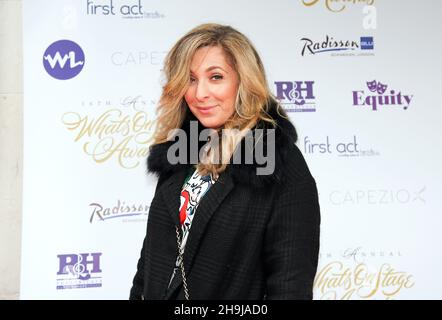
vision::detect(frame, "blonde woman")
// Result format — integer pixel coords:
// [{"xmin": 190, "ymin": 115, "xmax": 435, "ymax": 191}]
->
[{"xmin": 130, "ymin": 23, "xmax": 320, "ymax": 300}]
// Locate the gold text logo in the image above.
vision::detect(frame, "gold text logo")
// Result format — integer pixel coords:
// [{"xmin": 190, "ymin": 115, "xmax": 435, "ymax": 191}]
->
[
  {"xmin": 302, "ymin": 0, "xmax": 375, "ymax": 13},
  {"xmin": 314, "ymin": 261, "xmax": 414, "ymax": 299},
  {"xmin": 62, "ymin": 98, "xmax": 155, "ymax": 169}
]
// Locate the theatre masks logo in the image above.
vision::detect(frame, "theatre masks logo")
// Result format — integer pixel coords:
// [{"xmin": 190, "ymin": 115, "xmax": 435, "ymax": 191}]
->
[
  {"xmin": 56, "ymin": 252, "xmax": 102, "ymax": 290},
  {"xmin": 353, "ymin": 80, "xmax": 413, "ymax": 111}
]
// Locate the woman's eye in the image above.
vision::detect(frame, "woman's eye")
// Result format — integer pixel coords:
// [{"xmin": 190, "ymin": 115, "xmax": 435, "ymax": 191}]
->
[
  {"xmin": 189, "ymin": 77, "xmax": 196, "ymax": 83},
  {"xmin": 211, "ymin": 74, "xmax": 223, "ymax": 80}
]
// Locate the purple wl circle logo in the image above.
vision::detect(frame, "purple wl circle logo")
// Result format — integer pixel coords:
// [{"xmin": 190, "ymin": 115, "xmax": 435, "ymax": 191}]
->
[{"xmin": 43, "ymin": 40, "xmax": 85, "ymax": 80}]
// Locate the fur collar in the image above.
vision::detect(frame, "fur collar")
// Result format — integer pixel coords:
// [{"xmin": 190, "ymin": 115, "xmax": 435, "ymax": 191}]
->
[{"xmin": 147, "ymin": 100, "xmax": 298, "ymax": 188}]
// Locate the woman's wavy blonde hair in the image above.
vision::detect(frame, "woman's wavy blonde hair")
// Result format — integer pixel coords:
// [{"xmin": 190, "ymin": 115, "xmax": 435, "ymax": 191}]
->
[{"xmin": 153, "ymin": 23, "xmax": 280, "ymax": 177}]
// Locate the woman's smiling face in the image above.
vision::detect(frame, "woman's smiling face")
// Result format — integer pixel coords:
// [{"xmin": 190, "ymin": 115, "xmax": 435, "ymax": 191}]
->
[{"xmin": 184, "ymin": 46, "xmax": 239, "ymax": 129}]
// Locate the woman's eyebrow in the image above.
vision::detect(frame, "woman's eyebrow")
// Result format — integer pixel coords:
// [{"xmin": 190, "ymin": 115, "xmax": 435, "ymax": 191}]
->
[{"xmin": 190, "ymin": 66, "xmax": 229, "ymax": 74}]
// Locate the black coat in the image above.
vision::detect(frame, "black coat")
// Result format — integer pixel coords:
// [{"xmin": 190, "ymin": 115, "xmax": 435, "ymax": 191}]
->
[{"xmin": 130, "ymin": 102, "xmax": 321, "ymax": 300}]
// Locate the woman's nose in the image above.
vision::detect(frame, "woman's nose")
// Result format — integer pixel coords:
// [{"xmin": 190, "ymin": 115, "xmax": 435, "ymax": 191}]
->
[{"xmin": 195, "ymin": 80, "xmax": 210, "ymax": 101}]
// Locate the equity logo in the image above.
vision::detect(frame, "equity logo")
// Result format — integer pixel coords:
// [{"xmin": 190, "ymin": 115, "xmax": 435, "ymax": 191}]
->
[
  {"xmin": 43, "ymin": 40, "xmax": 85, "ymax": 80},
  {"xmin": 353, "ymin": 80, "xmax": 413, "ymax": 111}
]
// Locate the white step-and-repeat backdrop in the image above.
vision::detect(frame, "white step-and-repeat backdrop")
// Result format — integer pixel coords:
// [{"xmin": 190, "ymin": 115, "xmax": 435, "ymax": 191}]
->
[{"xmin": 21, "ymin": 0, "xmax": 442, "ymax": 299}]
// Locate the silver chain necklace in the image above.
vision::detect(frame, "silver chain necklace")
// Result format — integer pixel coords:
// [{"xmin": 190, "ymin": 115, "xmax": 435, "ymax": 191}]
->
[{"xmin": 175, "ymin": 225, "xmax": 190, "ymax": 300}]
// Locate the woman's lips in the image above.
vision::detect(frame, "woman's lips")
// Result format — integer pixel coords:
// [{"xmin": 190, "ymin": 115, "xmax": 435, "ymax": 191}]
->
[{"xmin": 196, "ymin": 105, "xmax": 217, "ymax": 114}]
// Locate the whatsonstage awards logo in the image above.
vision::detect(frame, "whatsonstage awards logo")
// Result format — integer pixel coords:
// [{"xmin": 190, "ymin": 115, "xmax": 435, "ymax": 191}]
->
[
  {"xmin": 301, "ymin": 0, "xmax": 375, "ymax": 12},
  {"xmin": 56, "ymin": 252, "xmax": 102, "ymax": 290},
  {"xmin": 302, "ymin": 135, "xmax": 380, "ymax": 157},
  {"xmin": 43, "ymin": 40, "xmax": 85, "ymax": 80},
  {"xmin": 61, "ymin": 96, "xmax": 156, "ymax": 169},
  {"xmin": 314, "ymin": 247, "xmax": 415, "ymax": 299},
  {"xmin": 301, "ymin": 35, "xmax": 374, "ymax": 57},
  {"xmin": 89, "ymin": 199, "xmax": 149, "ymax": 223},
  {"xmin": 353, "ymin": 80, "xmax": 413, "ymax": 111},
  {"xmin": 274, "ymin": 81, "xmax": 316, "ymax": 112},
  {"xmin": 85, "ymin": 0, "xmax": 165, "ymax": 19}
]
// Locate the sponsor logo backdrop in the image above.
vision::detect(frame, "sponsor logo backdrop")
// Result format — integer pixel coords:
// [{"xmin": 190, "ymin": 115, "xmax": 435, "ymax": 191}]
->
[{"xmin": 21, "ymin": 0, "xmax": 442, "ymax": 299}]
